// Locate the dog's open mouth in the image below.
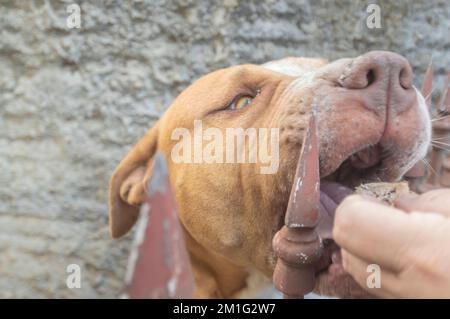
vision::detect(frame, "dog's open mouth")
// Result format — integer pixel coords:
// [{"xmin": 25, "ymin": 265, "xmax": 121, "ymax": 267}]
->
[
  {"xmin": 317, "ymin": 143, "xmax": 384, "ymax": 236},
  {"xmin": 311, "ymin": 143, "xmax": 386, "ymax": 297}
]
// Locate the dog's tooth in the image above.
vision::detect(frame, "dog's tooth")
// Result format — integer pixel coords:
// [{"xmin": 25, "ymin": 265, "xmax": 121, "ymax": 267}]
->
[
  {"xmin": 349, "ymin": 145, "xmax": 382, "ymax": 169},
  {"xmin": 357, "ymin": 149, "xmax": 371, "ymax": 165}
]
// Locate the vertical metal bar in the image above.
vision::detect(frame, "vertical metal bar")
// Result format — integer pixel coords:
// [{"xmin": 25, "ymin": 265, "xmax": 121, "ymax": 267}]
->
[
  {"xmin": 437, "ymin": 73, "xmax": 450, "ymax": 113},
  {"xmin": 422, "ymin": 61, "xmax": 434, "ymax": 112},
  {"xmin": 272, "ymin": 111, "xmax": 322, "ymax": 298},
  {"xmin": 411, "ymin": 69, "xmax": 450, "ymax": 193},
  {"xmin": 123, "ymin": 153, "xmax": 194, "ymax": 298},
  {"xmin": 427, "ymin": 72, "xmax": 450, "ymax": 187}
]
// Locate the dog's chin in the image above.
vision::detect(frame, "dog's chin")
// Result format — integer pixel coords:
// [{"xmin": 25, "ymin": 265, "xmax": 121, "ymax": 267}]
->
[
  {"xmin": 309, "ymin": 143, "xmax": 403, "ymax": 298},
  {"xmin": 313, "ymin": 241, "xmax": 373, "ymax": 298}
]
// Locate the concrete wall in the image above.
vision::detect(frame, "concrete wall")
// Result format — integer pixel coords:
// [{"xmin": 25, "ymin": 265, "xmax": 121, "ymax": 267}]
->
[{"xmin": 0, "ymin": 0, "xmax": 448, "ymax": 298}]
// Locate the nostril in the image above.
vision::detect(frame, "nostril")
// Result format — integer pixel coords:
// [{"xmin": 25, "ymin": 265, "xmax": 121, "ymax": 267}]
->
[
  {"xmin": 399, "ymin": 67, "xmax": 412, "ymax": 89},
  {"xmin": 366, "ymin": 69, "xmax": 376, "ymax": 87}
]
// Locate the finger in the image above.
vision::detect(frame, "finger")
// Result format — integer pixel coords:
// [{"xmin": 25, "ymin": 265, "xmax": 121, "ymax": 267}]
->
[
  {"xmin": 395, "ymin": 189, "xmax": 450, "ymax": 217},
  {"xmin": 333, "ymin": 195, "xmax": 417, "ymax": 273},
  {"xmin": 341, "ymin": 250, "xmax": 399, "ymax": 299}
]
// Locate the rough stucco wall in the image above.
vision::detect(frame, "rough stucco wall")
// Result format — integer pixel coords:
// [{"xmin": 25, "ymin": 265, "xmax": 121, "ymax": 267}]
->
[{"xmin": 0, "ymin": 0, "xmax": 448, "ymax": 298}]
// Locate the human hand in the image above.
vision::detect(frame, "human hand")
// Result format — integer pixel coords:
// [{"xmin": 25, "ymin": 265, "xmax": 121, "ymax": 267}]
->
[{"xmin": 333, "ymin": 189, "xmax": 450, "ymax": 298}]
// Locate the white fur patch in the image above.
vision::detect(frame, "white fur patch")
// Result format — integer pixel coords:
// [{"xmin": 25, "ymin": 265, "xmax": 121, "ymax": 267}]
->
[
  {"xmin": 262, "ymin": 58, "xmax": 321, "ymax": 77},
  {"xmin": 233, "ymin": 268, "xmax": 278, "ymax": 299},
  {"xmin": 263, "ymin": 60, "xmax": 309, "ymax": 77}
]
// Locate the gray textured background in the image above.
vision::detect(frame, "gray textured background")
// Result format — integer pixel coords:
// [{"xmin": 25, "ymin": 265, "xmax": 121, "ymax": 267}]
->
[{"xmin": 0, "ymin": 0, "xmax": 448, "ymax": 298}]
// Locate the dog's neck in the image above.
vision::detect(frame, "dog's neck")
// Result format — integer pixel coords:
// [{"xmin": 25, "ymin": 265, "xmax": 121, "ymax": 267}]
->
[{"xmin": 183, "ymin": 224, "xmax": 270, "ymax": 298}]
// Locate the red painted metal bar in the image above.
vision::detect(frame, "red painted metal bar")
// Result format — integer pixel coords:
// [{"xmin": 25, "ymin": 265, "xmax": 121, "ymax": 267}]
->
[
  {"xmin": 123, "ymin": 153, "xmax": 194, "ymax": 298},
  {"xmin": 405, "ymin": 64, "xmax": 434, "ymax": 188},
  {"xmin": 437, "ymin": 73, "xmax": 450, "ymax": 113},
  {"xmin": 422, "ymin": 61, "xmax": 434, "ymax": 110},
  {"xmin": 272, "ymin": 111, "xmax": 322, "ymax": 299},
  {"xmin": 408, "ymin": 67, "xmax": 450, "ymax": 193},
  {"xmin": 435, "ymin": 73, "xmax": 450, "ymax": 187}
]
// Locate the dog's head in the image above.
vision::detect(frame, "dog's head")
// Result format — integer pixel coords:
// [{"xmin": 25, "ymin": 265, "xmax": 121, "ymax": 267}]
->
[{"xmin": 109, "ymin": 51, "xmax": 431, "ymax": 297}]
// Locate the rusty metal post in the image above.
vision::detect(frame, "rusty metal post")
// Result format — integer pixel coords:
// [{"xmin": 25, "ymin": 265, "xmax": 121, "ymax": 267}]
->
[
  {"xmin": 405, "ymin": 63, "xmax": 434, "ymax": 191},
  {"xmin": 422, "ymin": 61, "xmax": 434, "ymax": 109},
  {"xmin": 407, "ymin": 66, "xmax": 450, "ymax": 193},
  {"xmin": 122, "ymin": 153, "xmax": 195, "ymax": 298},
  {"xmin": 272, "ymin": 111, "xmax": 322, "ymax": 298},
  {"xmin": 437, "ymin": 73, "xmax": 450, "ymax": 114},
  {"xmin": 434, "ymin": 73, "xmax": 450, "ymax": 187},
  {"xmin": 425, "ymin": 72, "xmax": 450, "ymax": 188},
  {"xmin": 442, "ymin": 157, "xmax": 450, "ymax": 187}
]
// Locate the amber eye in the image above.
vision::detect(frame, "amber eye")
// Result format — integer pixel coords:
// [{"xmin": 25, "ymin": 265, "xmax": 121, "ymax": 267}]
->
[{"xmin": 228, "ymin": 95, "xmax": 254, "ymax": 110}]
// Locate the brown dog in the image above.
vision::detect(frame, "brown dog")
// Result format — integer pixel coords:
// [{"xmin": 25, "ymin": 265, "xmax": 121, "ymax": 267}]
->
[{"xmin": 109, "ymin": 51, "xmax": 431, "ymax": 298}]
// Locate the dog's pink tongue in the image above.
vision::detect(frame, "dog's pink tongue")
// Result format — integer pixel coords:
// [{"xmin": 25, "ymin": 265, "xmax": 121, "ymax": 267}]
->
[{"xmin": 318, "ymin": 181, "xmax": 353, "ymax": 240}]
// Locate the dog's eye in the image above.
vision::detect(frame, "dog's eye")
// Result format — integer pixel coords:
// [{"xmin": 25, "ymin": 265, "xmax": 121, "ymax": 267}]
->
[{"xmin": 228, "ymin": 95, "xmax": 254, "ymax": 110}]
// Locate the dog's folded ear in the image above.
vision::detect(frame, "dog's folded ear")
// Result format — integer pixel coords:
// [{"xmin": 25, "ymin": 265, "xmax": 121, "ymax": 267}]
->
[{"xmin": 108, "ymin": 122, "xmax": 159, "ymax": 238}]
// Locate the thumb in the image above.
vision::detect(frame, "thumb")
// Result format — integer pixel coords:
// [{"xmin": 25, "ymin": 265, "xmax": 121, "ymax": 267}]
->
[{"xmin": 394, "ymin": 189, "xmax": 450, "ymax": 217}]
